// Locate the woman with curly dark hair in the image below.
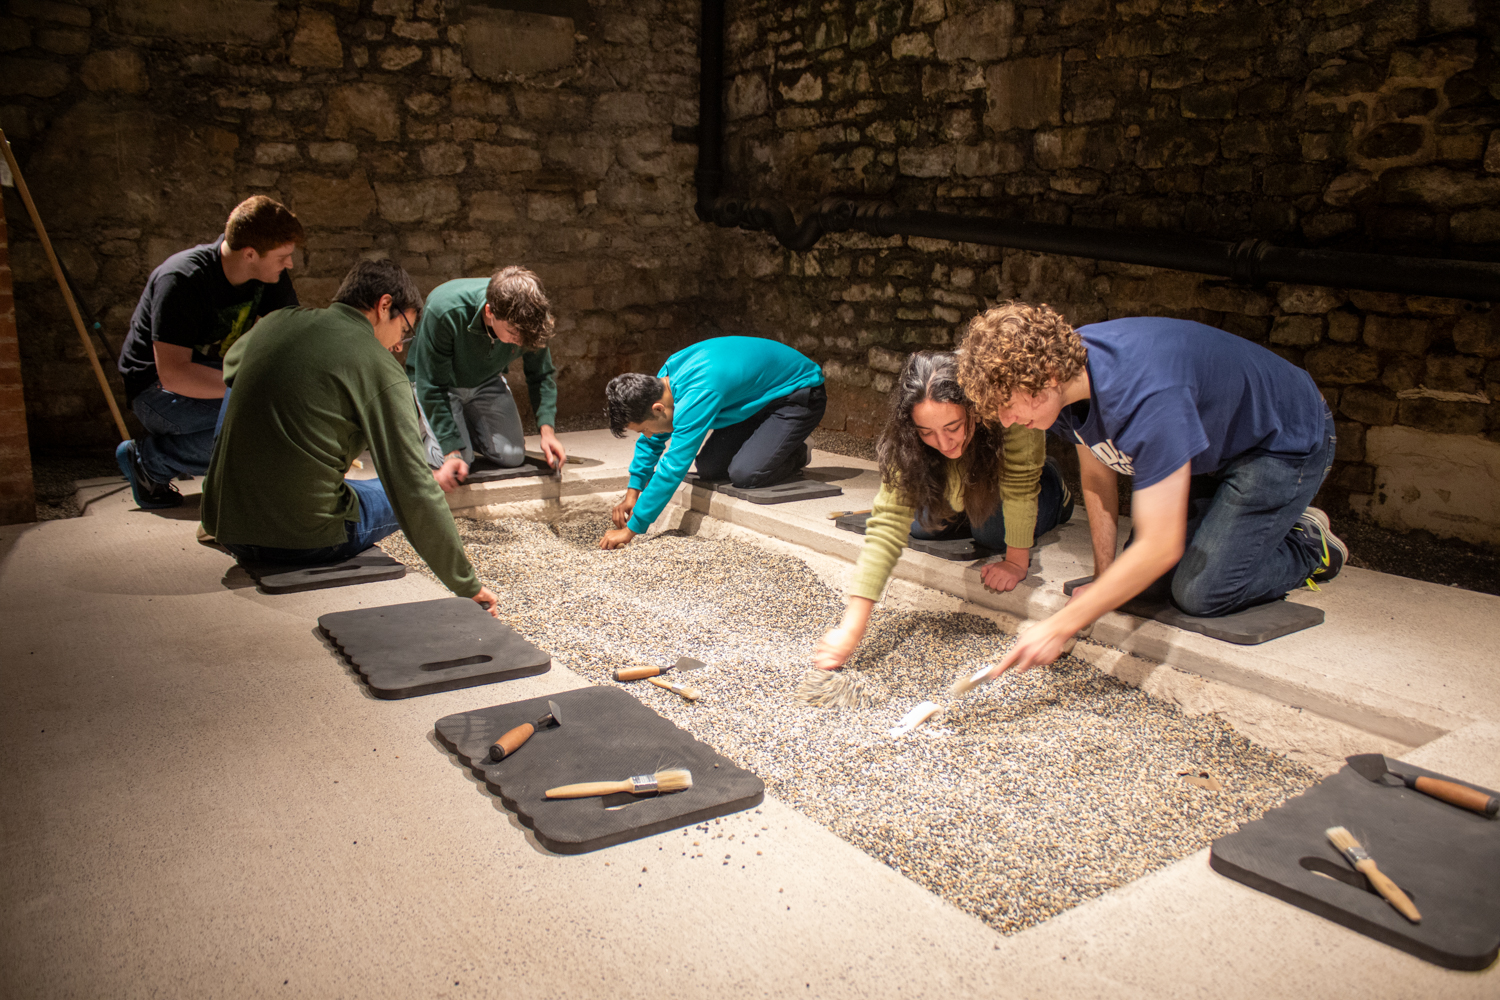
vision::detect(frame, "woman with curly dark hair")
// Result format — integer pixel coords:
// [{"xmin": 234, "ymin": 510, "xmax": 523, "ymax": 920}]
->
[{"xmin": 813, "ymin": 349, "xmax": 1072, "ymax": 670}]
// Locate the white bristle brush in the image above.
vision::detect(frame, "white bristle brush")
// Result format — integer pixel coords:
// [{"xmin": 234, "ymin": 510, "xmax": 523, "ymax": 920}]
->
[{"xmin": 545, "ymin": 768, "xmax": 693, "ymax": 799}]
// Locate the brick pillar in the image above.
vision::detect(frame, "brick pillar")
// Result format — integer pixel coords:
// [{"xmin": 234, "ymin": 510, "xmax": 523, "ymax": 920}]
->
[{"xmin": 0, "ymin": 190, "xmax": 37, "ymax": 524}]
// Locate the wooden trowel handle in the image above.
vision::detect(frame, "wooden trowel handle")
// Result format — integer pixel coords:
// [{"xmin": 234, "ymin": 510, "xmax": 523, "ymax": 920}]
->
[
  {"xmin": 488, "ymin": 723, "xmax": 534, "ymax": 762},
  {"xmin": 1412, "ymin": 775, "xmax": 1500, "ymax": 816},
  {"xmin": 614, "ymin": 666, "xmax": 662, "ymax": 681},
  {"xmin": 546, "ymin": 780, "xmax": 632, "ymax": 799}
]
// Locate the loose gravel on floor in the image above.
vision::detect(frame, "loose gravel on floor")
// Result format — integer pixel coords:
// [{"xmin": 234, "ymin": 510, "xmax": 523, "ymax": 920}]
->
[{"xmin": 391, "ymin": 513, "xmax": 1317, "ymax": 934}]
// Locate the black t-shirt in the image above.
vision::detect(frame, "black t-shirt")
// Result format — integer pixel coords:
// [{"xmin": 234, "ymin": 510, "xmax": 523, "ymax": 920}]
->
[{"xmin": 117, "ymin": 236, "xmax": 298, "ymax": 402}]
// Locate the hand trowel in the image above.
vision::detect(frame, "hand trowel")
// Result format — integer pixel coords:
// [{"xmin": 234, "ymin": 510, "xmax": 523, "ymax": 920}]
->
[
  {"xmin": 613, "ymin": 656, "xmax": 707, "ymax": 682},
  {"xmin": 1346, "ymin": 753, "xmax": 1499, "ymax": 816},
  {"xmin": 488, "ymin": 700, "xmax": 563, "ymax": 762}
]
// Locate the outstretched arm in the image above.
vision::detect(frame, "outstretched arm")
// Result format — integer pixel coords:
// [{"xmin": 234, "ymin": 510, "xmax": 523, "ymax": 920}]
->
[{"xmin": 989, "ymin": 461, "xmax": 1190, "ymax": 677}]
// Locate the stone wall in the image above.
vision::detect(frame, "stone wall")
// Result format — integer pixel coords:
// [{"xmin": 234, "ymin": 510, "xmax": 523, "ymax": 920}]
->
[
  {"xmin": 4, "ymin": 0, "xmax": 1500, "ymax": 545},
  {"xmin": 0, "ymin": 182, "xmax": 36, "ymax": 524},
  {"xmin": 2, "ymin": 0, "xmax": 726, "ymax": 450},
  {"xmin": 709, "ymin": 0, "xmax": 1500, "ymax": 545}
]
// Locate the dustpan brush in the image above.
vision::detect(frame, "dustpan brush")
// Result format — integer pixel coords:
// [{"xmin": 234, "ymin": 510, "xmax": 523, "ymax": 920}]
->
[{"xmin": 795, "ymin": 667, "xmax": 888, "ymax": 709}]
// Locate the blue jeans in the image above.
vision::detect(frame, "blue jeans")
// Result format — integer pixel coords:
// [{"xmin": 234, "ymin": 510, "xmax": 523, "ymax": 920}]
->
[
  {"xmin": 221, "ymin": 478, "xmax": 401, "ymax": 566},
  {"xmin": 131, "ymin": 382, "xmax": 226, "ymax": 482},
  {"xmin": 1154, "ymin": 405, "xmax": 1336, "ymax": 617},
  {"xmin": 910, "ymin": 456, "xmax": 1073, "ymax": 549}
]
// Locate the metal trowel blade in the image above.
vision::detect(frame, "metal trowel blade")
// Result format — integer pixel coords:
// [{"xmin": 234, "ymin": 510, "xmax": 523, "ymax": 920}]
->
[
  {"xmin": 1346, "ymin": 753, "xmax": 1395, "ymax": 783},
  {"xmin": 546, "ymin": 700, "xmax": 564, "ymax": 728},
  {"xmin": 672, "ymin": 657, "xmax": 707, "ymax": 673}
]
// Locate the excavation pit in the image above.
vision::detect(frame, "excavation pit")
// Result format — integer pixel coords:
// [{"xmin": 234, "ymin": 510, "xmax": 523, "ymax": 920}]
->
[{"xmin": 384, "ymin": 508, "xmax": 1321, "ymax": 935}]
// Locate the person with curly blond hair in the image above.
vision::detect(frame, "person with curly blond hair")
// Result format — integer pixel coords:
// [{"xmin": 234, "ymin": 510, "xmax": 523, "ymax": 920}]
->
[{"xmin": 956, "ymin": 302, "xmax": 1348, "ymax": 677}]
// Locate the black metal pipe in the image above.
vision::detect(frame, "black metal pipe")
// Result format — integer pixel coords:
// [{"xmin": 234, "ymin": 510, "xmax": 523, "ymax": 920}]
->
[{"xmin": 691, "ymin": 0, "xmax": 1500, "ymax": 302}]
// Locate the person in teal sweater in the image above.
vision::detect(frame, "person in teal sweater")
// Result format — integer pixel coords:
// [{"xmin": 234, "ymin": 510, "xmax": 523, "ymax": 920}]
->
[
  {"xmin": 601, "ymin": 336, "xmax": 826, "ymax": 549},
  {"xmin": 814, "ymin": 351, "xmax": 1072, "ymax": 669},
  {"xmin": 202, "ymin": 259, "xmax": 498, "ymax": 615},
  {"xmin": 406, "ymin": 267, "xmax": 564, "ymax": 492}
]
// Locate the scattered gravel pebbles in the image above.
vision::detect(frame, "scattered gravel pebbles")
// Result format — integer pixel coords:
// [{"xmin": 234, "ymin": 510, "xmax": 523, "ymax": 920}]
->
[{"xmin": 385, "ymin": 512, "xmax": 1318, "ymax": 935}]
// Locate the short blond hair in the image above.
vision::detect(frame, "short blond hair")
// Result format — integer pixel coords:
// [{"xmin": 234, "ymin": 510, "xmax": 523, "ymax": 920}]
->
[{"xmin": 956, "ymin": 302, "xmax": 1086, "ymax": 417}]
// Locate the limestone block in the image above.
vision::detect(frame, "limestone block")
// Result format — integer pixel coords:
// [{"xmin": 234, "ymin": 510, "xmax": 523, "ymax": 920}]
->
[
  {"xmin": 473, "ymin": 143, "xmax": 541, "ymax": 174},
  {"xmin": 1425, "ymin": 355, "xmax": 1484, "ymax": 392},
  {"xmin": 406, "ymin": 92, "xmax": 443, "ymax": 116},
  {"xmin": 542, "ymin": 135, "xmax": 612, "ymax": 181},
  {"xmin": 514, "ymin": 89, "xmax": 585, "ymax": 124},
  {"xmin": 254, "ymin": 142, "xmax": 300, "ymax": 165},
  {"xmin": 372, "ymin": 0, "xmax": 412, "ymax": 16},
  {"xmin": 420, "ymin": 143, "xmax": 467, "ymax": 176},
  {"xmin": 955, "ymin": 141, "xmax": 1025, "ymax": 176},
  {"xmin": 393, "ymin": 19, "xmax": 438, "ymax": 41},
  {"xmin": 326, "ymin": 84, "xmax": 400, "ymax": 142},
  {"xmin": 1150, "ymin": 65, "xmax": 1203, "ymax": 90},
  {"xmin": 1398, "ymin": 396, "xmax": 1488, "ymax": 435},
  {"xmin": 80, "ymin": 49, "xmax": 148, "ymax": 94},
  {"xmin": 450, "ymin": 82, "xmax": 508, "ymax": 117},
  {"xmin": 0, "ymin": 59, "xmax": 69, "ymax": 98},
  {"xmin": 1180, "ymin": 84, "xmax": 1234, "ymax": 119},
  {"xmin": 593, "ymin": 92, "xmax": 651, "ymax": 127},
  {"xmin": 288, "ymin": 171, "xmax": 377, "ymax": 229},
  {"xmin": 113, "ymin": 0, "xmax": 281, "ymax": 44},
  {"xmin": 984, "ymin": 56, "xmax": 1061, "ymax": 133},
  {"xmin": 1484, "ymin": 132, "xmax": 1500, "ymax": 174},
  {"xmin": 290, "ymin": 9, "xmax": 343, "ymax": 69},
  {"xmin": 35, "ymin": 28, "xmax": 89, "ymax": 55},
  {"xmin": 450, "ymin": 118, "xmax": 496, "ymax": 141},
  {"xmin": 1059, "ymin": 0, "xmax": 1107, "ymax": 26},
  {"xmin": 1277, "ymin": 285, "xmax": 1346, "ymax": 314},
  {"xmin": 1334, "ymin": 420, "xmax": 1365, "ymax": 462},
  {"xmin": 1364, "ymin": 315, "xmax": 1434, "ymax": 354},
  {"xmin": 780, "ymin": 73, "xmax": 823, "ymax": 103},
  {"xmin": 618, "ymin": 133, "xmax": 692, "ymax": 178},
  {"xmin": 727, "ymin": 73, "xmax": 767, "ymax": 120},
  {"xmin": 1305, "ymin": 344, "xmax": 1380, "ymax": 385},
  {"xmin": 934, "ymin": 4, "xmax": 1014, "ymax": 62},
  {"xmin": 463, "ymin": 8, "xmax": 574, "ymax": 80},
  {"xmin": 309, "ymin": 141, "xmax": 358, "ymax": 165},
  {"xmin": 1453, "ymin": 312, "xmax": 1500, "ymax": 357},
  {"xmin": 1328, "ymin": 311, "xmax": 1361, "ymax": 343},
  {"xmin": 898, "ymin": 146, "xmax": 954, "ymax": 178},
  {"xmin": 277, "ymin": 89, "xmax": 322, "ymax": 112},
  {"xmin": 10, "ymin": 0, "xmax": 89, "ymax": 27},
  {"xmin": 375, "ymin": 179, "xmax": 459, "ymax": 223},
  {"xmin": 1451, "ymin": 208, "xmax": 1500, "ymax": 243},
  {"xmin": 1135, "ymin": 126, "xmax": 1218, "ymax": 168},
  {"xmin": 1221, "ymin": 120, "xmax": 1271, "ymax": 159},
  {"xmin": 891, "ymin": 33, "xmax": 933, "ymax": 60},
  {"xmin": 1034, "ymin": 128, "xmax": 1089, "ymax": 170},
  {"xmin": 429, "ymin": 48, "xmax": 469, "ymax": 79},
  {"xmin": 526, "ymin": 191, "xmax": 576, "ymax": 223},
  {"xmin": 1428, "ymin": 0, "xmax": 1476, "ymax": 32},
  {"xmin": 379, "ymin": 46, "xmax": 424, "ymax": 72},
  {"xmin": 1270, "ymin": 315, "xmax": 1323, "ymax": 347},
  {"xmin": 867, "ymin": 346, "xmax": 905, "ymax": 373},
  {"xmin": 1380, "ymin": 356, "xmax": 1423, "ymax": 393}
]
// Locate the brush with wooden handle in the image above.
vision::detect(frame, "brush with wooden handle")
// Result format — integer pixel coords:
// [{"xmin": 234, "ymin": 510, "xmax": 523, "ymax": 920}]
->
[
  {"xmin": 825, "ymin": 508, "xmax": 872, "ymax": 520},
  {"xmin": 648, "ymin": 675, "xmax": 700, "ymax": 701},
  {"xmin": 1325, "ymin": 826, "xmax": 1421, "ymax": 923},
  {"xmin": 545, "ymin": 768, "xmax": 693, "ymax": 799}
]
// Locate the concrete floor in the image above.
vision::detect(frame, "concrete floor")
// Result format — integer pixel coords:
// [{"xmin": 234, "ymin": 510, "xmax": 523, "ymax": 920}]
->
[{"xmin": 2, "ymin": 430, "xmax": 1497, "ymax": 998}]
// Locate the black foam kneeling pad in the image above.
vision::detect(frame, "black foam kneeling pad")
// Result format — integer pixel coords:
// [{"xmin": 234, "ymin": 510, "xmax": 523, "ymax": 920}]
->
[
  {"xmin": 435, "ymin": 686, "xmax": 764, "ymax": 854},
  {"xmin": 318, "ymin": 597, "xmax": 550, "ymax": 699},
  {"xmin": 240, "ymin": 545, "xmax": 405, "ymax": 594},
  {"xmin": 1210, "ymin": 760, "xmax": 1500, "ymax": 970},
  {"xmin": 463, "ymin": 454, "xmax": 554, "ymax": 484},
  {"xmin": 835, "ymin": 511, "xmax": 995, "ymax": 562},
  {"xmin": 686, "ymin": 473, "xmax": 842, "ymax": 504},
  {"xmin": 1062, "ymin": 576, "xmax": 1323, "ymax": 644}
]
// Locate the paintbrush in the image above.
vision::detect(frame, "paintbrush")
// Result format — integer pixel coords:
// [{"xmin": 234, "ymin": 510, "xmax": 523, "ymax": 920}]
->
[
  {"xmin": 825, "ymin": 508, "xmax": 872, "ymax": 520},
  {"xmin": 949, "ymin": 622, "xmax": 1084, "ymax": 698},
  {"xmin": 545, "ymin": 768, "xmax": 693, "ymax": 799},
  {"xmin": 1325, "ymin": 826, "xmax": 1421, "ymax": 923},
  {"xmin": 648, "ymin": 675, "xmax": 700, "ymax": 701}
]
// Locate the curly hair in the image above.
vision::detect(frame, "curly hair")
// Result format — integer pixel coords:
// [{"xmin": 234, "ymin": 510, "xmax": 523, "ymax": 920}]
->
[
  {"xmin": 486, "ymin": 266, "xmax": 555, "ymax": 350},
  {"xmin": 956, "ymin": 302, "xmax": 1086, "ymax": 420},
  {"xmin": 877, "ymin": 351, "xmax": 1002, "ymax": 531}
]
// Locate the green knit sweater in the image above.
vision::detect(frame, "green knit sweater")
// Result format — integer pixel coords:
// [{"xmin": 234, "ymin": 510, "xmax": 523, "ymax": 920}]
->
[
  {"xmin": 847, "ymin": 424, "xmax": 1046, "ymax": 602},
  {"xmin": 201, "ymin": 303, "xmax": 480, "ymax": 598}
]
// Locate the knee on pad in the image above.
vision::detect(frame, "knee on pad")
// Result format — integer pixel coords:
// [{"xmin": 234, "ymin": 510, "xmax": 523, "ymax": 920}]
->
[{"xmin": 1170, "ymin": 577, "xmax": 1238, "ymax": 619}]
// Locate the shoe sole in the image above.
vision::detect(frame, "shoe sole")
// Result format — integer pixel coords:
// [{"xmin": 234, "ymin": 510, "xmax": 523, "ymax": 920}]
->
[
  {"xmin": 115, "ymin": 440, "xmax": 183, "ymax": 510},
  {"xmin": 1301, "ymin": 506, "xmax": 1349, "ymax": 568}
]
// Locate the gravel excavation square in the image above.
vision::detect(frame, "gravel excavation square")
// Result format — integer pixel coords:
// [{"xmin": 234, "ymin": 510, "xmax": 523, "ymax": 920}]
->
[{"xmin": 386, "ymin": 513, "xmax": 1318, "ymax": 934}]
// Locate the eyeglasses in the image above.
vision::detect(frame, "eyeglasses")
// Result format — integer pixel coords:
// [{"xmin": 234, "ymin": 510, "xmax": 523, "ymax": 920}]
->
[{"xmin": 394, "ymin": 309, "xmax": 415, "ymax": 349}]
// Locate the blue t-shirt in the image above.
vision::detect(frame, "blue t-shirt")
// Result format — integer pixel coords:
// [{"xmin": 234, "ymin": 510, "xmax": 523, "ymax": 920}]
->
[
  {"xmin": 627, "ymin": 336, "xmax": 824, "ymax": 533},
  {"xmin": 1049, "ymin": 318, "xmax": 1325, "ymax": 489}
]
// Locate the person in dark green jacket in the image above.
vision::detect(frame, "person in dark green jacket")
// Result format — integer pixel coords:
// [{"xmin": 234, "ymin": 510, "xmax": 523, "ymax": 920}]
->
[
  {"xmin": 202, "ymin": 259, "xmax": 498, "ymax": 615},
  {"xmin": 406, "ymin": 267, "xmax": 564, "ymax": 492}
]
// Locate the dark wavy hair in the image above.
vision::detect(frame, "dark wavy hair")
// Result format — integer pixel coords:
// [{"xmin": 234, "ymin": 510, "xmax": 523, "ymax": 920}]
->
[{"xmin": 877, "ymin": 351, "xmax": 1002, "ymax": 531}]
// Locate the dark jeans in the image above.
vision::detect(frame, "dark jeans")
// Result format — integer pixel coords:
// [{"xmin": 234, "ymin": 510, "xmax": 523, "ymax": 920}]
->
[
  {"xmin": 132, "ymin": 382, "xmax": 226, "ymax": 482},
  {"xmin": 222, "ymin": 478, "xmax": 400, "ymax": 566},
  {"xmin": 1149, "ymin": 405, "xmax": 1337, "ymax": 617},
  {"xmin": 694, "ymin": 383, "xmax": 827, "ymax": 489},
  {"xmin": 910, "ymin": 456, "xmax": 1073, "ymax": 549}
]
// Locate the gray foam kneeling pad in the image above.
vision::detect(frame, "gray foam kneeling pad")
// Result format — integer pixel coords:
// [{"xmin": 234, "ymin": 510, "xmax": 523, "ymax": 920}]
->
[
  {"xmin": 835, "ymin": 511, "xmax": 995, "ymax": 562},
  {"xmin": 1210, "ymin": 760, "xmax": 1500, "ymax": 970},
  {"xmin": 435, "ymin": 686, "xmax": 765, "ymax": 854},
  {"xmin": 318, "ymin": 597, "xmax": 550, "ymax": 699},
  {"xmin": 686, "ymin": 473, "xmax": 842, "ymax": 504},
  {"xmin": 1062, "ymin": 576, "xmax": 1323, "ymax": 644},
  {"xmin": 240, "ymin": 545, "xmax": 405, "ymax": 594},
  {"xmin": 463, "ymin": 454, "xmax": 555, "ymax": 484}
]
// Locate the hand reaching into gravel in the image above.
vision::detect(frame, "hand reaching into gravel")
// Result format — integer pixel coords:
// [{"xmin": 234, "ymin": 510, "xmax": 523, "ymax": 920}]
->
[
  {"xmin": 599, "ymin": 526, "xmax": 636, "ymax": 550},
  {"xmin": 610, "ymin": 488, "xmax": 640, "ymax": 529},
  {"xmin": 813, "ymin": 595, "xmax": 875, "ymax": 670}
]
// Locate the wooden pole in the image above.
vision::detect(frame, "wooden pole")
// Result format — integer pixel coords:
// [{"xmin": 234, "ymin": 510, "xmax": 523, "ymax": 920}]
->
[{"xmin": 0, "ymin": 127, "xmax": 130, "ymax": 441}]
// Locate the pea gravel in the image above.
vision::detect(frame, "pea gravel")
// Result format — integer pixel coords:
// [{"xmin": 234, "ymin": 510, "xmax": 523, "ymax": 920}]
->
[{"xmin": 386, "ymin": 513, "xmax": 1318, "ymax": 935}]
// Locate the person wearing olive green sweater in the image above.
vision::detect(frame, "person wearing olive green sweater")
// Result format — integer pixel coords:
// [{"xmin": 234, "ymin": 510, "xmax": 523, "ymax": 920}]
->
[
  {"xmin": 202, "ymin": 259, "xmax": 499, "ymax": 616},
  {"xmin": 406, "ymin": 267, "xmax": 564, "ymax": 492},
  {"xmin": 813, "ymin": 351, "xmax": 1072, "ymax": 669}
]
